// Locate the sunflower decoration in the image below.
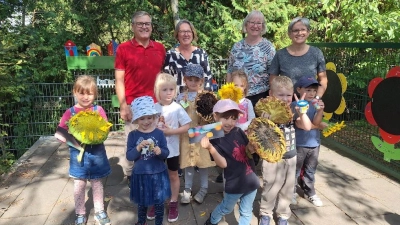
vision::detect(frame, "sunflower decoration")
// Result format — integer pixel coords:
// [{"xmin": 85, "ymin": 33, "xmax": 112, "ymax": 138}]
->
[
  {"xmin": 217, "ymin": 82, "xmax": 243, "ymax": 103},
  {"xmin": 247, "ymin": 117, "xmax": 286, "ymax": 162},
  {"xmin": 322, "ymin": 121, "xmax": 346, "ymax": 137},
  {"xmin": 322, "ymin": 62, "xmax": 347, "ymax": 120},
  {"xmin": 254, "ymin": 96, "xmax": 293, "ymax": 124},
  {"xmin": 195, "ymin": 91, "xmax": 218, "ymax": 122},
  {"xmin": 67, "ymin": 110, "xmax": 113, "ymax": 144},
  {"xmin": 365, "ymin": 66, "xmax": 400, "ymax": 162}
]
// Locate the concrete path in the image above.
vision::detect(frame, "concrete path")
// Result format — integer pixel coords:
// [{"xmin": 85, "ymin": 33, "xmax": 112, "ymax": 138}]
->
[{"xmin": 1, "ymin": 133, "xmax": 400, "ymax": 225}]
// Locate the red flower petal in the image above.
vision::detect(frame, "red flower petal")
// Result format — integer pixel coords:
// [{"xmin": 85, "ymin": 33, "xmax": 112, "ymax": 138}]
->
[
  {"xmin": 386, "ymin": 66, "xmax": 400, "ymax": 78},
  {"xmin": 364, "ymin": 101, "xmax": 377, "ymax": 125},
  {"xmin": 379, "ymin": 128, "xmax": 400, "ymax": 144},
  {"xmin": 368, "ymin": 77, "xmax": 383, "ymax": 98}
]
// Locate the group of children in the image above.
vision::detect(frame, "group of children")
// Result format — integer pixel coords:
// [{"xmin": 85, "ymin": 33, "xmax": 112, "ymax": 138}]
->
[{"xmin": 58, "ymin": 64, "xmax": 325, "ymax": 225}]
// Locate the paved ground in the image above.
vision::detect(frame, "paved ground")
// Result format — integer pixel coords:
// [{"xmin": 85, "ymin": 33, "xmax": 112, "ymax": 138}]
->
[{"xmin": 1, "ymin": 133, "xmax": 400, "ymax": 225}]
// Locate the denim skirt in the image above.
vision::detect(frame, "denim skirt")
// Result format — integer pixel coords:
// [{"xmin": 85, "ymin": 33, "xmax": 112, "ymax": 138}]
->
[
  {"xmin": 69, "ymin": 144, "xmax": 111, "ymax": 180},
  {"xmin": 130, "ymin": 170, "xmax": 171, "ymax": 206}
]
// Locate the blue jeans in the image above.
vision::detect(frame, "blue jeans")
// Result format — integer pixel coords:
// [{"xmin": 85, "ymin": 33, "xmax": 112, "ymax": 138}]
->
[{"xmin": 210, "ymin": 189, "xmax": 257, "ymax": 225}]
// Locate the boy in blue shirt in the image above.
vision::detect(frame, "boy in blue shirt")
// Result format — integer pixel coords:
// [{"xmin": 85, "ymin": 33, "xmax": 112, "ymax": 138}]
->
[{"xmin": 291, "ymin": 76, "xmax": 325, "ymax": 207}]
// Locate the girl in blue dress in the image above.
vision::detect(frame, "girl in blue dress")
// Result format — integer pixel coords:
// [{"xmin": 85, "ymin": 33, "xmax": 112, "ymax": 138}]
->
[{"xmin": 127, "ymin": 96, "xmax": 171, "ymax": 225}]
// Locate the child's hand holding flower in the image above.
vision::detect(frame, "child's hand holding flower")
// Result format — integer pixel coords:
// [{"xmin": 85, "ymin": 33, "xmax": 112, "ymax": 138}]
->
[
  {"xmin": 153, "ymin": 146, "xmax": 161, "ymax": 155},
  {"xmin": 137, "ymin": 140, "xmax": 150, "ymax": 152}
]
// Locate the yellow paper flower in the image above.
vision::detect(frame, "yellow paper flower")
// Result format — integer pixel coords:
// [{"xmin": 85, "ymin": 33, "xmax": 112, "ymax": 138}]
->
[
  {"xmin": 218, "ymin": 82, "xmax": 243, "ymax": 103},
  {"xmin": 322, "ymin": 121, "xmax": 346, "ymax": 137},
  {"xmin": 67, "ymin": 110, "xmax": 113, "ymax": 144}
]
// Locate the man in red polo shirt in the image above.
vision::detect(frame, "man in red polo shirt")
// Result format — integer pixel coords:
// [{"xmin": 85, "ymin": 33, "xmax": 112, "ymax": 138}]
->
[{"xmin": 114, "ymin": 11, "xmax": 166, "ymax": 187}]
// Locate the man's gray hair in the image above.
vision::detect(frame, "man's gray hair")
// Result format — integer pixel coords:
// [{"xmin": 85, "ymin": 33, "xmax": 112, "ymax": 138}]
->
[{"xmin": 131, "ymin": 11, "xmax": 152, "ymax": 24}]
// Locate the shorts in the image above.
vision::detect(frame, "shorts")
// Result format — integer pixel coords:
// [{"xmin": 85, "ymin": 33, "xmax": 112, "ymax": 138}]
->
[{"xmin": 166, "ymin": 156, "xmax": 180, "ymax": 171}]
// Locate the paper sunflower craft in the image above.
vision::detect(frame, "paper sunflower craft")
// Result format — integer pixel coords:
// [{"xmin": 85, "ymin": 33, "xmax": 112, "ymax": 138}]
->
[
  {"xmin": 254, "ymin": 96, "xmax": 293, "ymax": 124},
  {"xmin": 247, "ymin": 117, "xmax": 286, "ymax": 162},
  {"xmin": 322, "ymin": 121, "xmax": 346, "ymax": 137},
  {"xmin": 217, "ymin": 82, "xmax": 243, "ymax": 103},
  {"xmin": 195, "ymin": 91, "xmax": 218, "ymax": 122},
  {"xmin": 322, "ymin": 62, "xmax": 347, "ymax": 120},
  {"xmin": 365, "ymin": 66, "xmax": 400, "ymax": 146},
  {"xmin": 67, "ymin": 110, "xmax": 113, "ymax": 144}
]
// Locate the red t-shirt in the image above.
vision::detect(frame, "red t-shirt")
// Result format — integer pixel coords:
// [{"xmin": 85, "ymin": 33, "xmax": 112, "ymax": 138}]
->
[{"xmin": 115, "ymin": 38, "xmax": 166, "ymax": 104}]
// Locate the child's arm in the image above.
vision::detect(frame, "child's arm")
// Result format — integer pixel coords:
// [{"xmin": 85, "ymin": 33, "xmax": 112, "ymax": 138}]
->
[
  {"xmin": 126, "ymin": 132, "xmax": 142, "ymax": 161},
  {"xmin": 237, "ymin": 99, "xmax": 255, "ymax": 131},
  {"xmin": 160, "ymin": 123, "xmax": 190, "ymax": 135},
  {"xmin": 312, "ymin": 99, "xmax": 325, "ymax": 127},
  {"xmin": 292, "ymin": 94, "xmax": 312, "ymax": 131},
  {"xmin": 200, "ymin": 136, "xmax": 227, "ymax": 168},
  {"xmin": 155, "ymin": 133, "xmax": 170, "ymax": 159}
]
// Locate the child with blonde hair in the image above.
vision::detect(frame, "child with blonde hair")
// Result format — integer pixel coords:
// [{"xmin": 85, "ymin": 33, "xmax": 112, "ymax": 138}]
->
[
  {"xmin": 231, "ymin": 70, "xmax": 256, "ymax": 132},
  {"xmin": 176, "ymin": 64, "xmax": 216, "ymax": 204},
  {"xmin": 127, "ymin": 96, "xmax": 171, "ymax": 225},
  {"xmin": 151, "ymin": 73, "xmax": 191, "ymax": 222},
  {"xmin": 258, "ymin": 76, "xmax": 312, "ymax": 225},
  {"xmin": 56, "ymin": 75, "xmax": 111, "ymax": 225}
]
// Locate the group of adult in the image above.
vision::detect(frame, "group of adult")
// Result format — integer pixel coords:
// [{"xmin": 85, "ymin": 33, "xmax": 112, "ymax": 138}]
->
[{"xmin": 114, "ymin": 10, "xmax": 327, "ymax": 183}]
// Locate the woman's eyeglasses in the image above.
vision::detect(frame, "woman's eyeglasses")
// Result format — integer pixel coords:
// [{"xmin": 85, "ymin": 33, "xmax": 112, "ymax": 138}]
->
[
  {"xmin": 291, "ymin": 28, "xmax": 308, "ymax": 34},
  {"xmin": 247, "ymin": 21, "xmax": 263, "ymax": 26},
  {"xmin": 178, "ymin": 30, "xmax": 192, "ymax": 35}
]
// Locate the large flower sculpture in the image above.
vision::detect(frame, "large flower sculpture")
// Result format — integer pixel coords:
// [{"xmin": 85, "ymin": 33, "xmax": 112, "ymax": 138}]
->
[
  {"xmin": 365, "ymin": 66, "xmax": 400, "ymax": 145},
  {"xmin": 322, "ymin": 62, "xmax": 347, "ymax": 120}
]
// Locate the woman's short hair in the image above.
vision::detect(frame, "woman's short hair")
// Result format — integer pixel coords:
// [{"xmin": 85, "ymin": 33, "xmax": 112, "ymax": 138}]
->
[
  {"xmin": 242, "ymin": 10, "xmax": 267, "ymax": 35},
  {"xmin": 73, "ymin": 75, "xmax": 98, "ymax": 98},
  {"xmin": 154, "ymin": 73, "xmax": 177, "ymax": 102},
  {"xmin": 174, "ymin": 19, "xmax": 198, "ymax": 42},
  {"xmin": 288, "ymin": 17, "xmax": 311, "ymax": 33},
  {"xmin": 131, "ymin": 11, "xmax": 152, "ymax": 24}
]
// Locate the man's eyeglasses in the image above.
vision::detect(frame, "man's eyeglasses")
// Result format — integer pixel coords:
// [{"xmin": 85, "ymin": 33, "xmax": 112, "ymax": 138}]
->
[
  {"xmin": 135, "ymin": 22, "xmax": 152, "ymax": 28},
  {"xmin": 178, "ymin": 30, "xmax": 192, "ymax": 35},
  {"xmin": 291, "ymin": 28, "xmax": 308, "ymax": 34},
  {"xmin": 247, "ymin": 21, "xmax": 263, "ymax": 26}
]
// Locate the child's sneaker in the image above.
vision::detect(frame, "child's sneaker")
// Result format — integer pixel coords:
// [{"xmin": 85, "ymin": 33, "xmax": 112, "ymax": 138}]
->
[
  {"xmin": 193, "ymin": 188, "xmax": 207, "ymax": 204},
  {"xmin": 146, "ymin": 206, "xmax": 155, "ymax": 220},
  {"xmin": 168, "ymin": 201, "xmax": 179, "ymax": 222},
  {"xmin": 181, "ymin": 189, "xmax": 191, "ymax": 204},
  {"xmin": 277, "ymin": 217, "xmax": 289, "ymax": 225},
  {"xmin": 75, "ymin": 214, "xmax": 86, "ymax": 225},
  {"xmin": 94, "ymin": 210, "xmax": 111, "ymax": 225},
  {"xmin": 291, "ymin": 193, "xmax": 298, "ymax": 205},
  {"xmin": 307, "ymin": 194, "xmax": 323, "ymax": 207},
  {"xmin": 259, "ymin": 215, "xmax": 271, "ymax": 225}
]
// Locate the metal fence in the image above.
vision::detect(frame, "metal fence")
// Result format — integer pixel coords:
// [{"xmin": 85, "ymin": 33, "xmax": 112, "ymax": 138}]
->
[
  {"xmin": 0, "ymin": 60, "xmax": 229, "ymax": 157},
  {"xmin": 2, "ymin": 44, "xmax": 400, "ymax": 179},
  {"xmin": 310, "ymin": 43, "xmax": 400, "ymax": 178}
]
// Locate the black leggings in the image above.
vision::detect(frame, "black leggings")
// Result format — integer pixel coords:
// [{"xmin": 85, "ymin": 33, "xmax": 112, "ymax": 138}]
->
[{"xmin": 137, "ymin": 203, "xmax": 164, "ymax": 225}]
